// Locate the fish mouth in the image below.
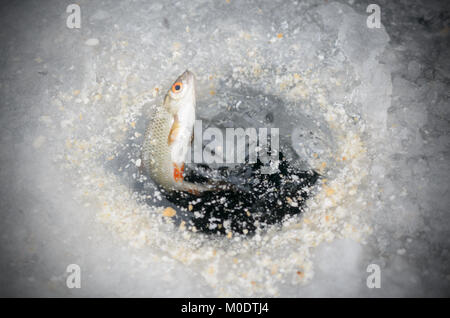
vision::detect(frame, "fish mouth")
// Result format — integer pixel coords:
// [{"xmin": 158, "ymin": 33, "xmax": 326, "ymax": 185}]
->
[{"xmin": 180, "ymin": 70, "xmax": 195, "ymax": 87}]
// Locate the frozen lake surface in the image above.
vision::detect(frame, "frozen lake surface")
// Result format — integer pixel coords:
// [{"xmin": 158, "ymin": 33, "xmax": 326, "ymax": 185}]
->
[{"xmin": 0, "ymin": 0, "xmax": 449, "ymax": 297}]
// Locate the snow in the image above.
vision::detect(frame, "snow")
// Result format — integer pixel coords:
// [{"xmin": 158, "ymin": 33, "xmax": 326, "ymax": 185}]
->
[{"xmin": 0, "ymin": 0, "xmax": 449, "ymax": 297}]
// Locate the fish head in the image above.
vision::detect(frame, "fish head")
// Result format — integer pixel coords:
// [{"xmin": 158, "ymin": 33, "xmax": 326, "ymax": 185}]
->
[{"xmin": 164, "ymin": 70, "xmax": 196, "ymax": 115}]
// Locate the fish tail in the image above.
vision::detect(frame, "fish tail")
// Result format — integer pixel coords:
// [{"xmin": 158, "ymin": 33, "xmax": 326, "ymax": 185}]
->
[{"xmin": 180, "ymin": 180, "xmax": 235, "ymax": 195}]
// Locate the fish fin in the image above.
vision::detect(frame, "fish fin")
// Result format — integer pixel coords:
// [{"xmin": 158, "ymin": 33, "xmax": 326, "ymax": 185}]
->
[
  {"xmin": 181, "ymin": 180, "xmax": 234, "ymax": 196},
  {"xmin": 168, "ymin": 115, "xmax": 180, "ymax": 145},
  {"xmin": 172, "ymin": 162, "xmax": 184, "ymax": 183},
  {"xmin": 186, "ymin": 187, "xmax": 201, "ymax": 196}
]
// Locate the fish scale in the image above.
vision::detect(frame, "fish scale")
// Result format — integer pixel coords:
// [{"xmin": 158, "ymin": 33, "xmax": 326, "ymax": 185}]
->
[{"xmin": 142, "ymin": 104, "xmax": 174, "ymax": 189}]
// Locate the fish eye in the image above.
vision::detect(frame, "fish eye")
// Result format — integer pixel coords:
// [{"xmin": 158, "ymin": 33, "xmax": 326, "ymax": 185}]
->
[{"xmin": 171, "ymin": 82, "xmax": 183, "ymax": 93}]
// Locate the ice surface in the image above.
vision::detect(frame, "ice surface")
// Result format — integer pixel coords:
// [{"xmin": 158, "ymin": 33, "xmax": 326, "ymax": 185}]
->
[{"xmin": 0, "ymin": 0, "xmax": 449, "ymax": 297}]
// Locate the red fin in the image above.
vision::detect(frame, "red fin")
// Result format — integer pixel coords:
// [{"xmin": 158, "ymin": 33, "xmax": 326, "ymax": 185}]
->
[
  {"xmin": 187, "ymin": 188, "xmax": 200, "ymax": 196},
  {"xmin": 173, "ymin": 163, "xmax": 184, "ymax": 183}
]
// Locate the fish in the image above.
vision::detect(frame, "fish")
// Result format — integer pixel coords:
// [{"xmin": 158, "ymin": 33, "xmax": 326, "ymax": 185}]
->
[{"xmin": 142, "ymin": 70, "xmax": 215, "ymax": 195}]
